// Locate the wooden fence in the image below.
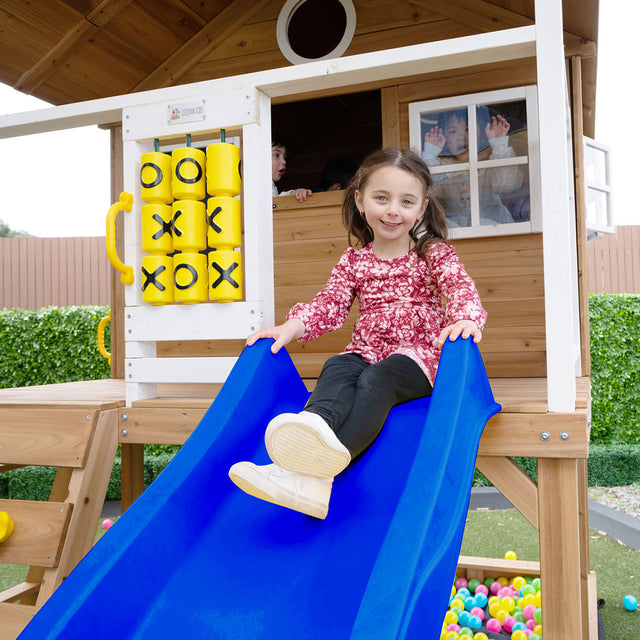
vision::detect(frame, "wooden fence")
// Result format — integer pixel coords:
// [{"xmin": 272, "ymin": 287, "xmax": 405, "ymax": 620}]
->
[
  {"xmin": 587, "ymin": 225, "xmax": 640, "ymax": 294},
  {"xmin": 1, "ymin": 237, "xmax": 110, "ymax": 311}
]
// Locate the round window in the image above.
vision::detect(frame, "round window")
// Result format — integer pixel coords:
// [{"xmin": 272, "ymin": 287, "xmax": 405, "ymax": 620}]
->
[{"xmin": 277, "ymin": 0, "xmax": 356, "ymax": 65}]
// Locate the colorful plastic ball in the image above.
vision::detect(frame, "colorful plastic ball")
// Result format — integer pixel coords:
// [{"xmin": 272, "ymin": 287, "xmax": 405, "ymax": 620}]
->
[
  {"xmin": 455, "ymin": 577, "xmax": 468, "ymax": 590},
  {"xmin": 522, "ymin": 603, "xmax": 536, "ymax": 620},
  {"xmin": 473, "ymin": 634, "xmax": 488, "ymax": 640},
  {"xmin": 521, "ymin": 584, "xmax": 536, "ymax": 597},
  {"xmin": 502, "ymin": 615, "xmax": 517, "ymax": 633},
  {"xmin": 458, "ymin": 627, "xmax": 473, "ymax": 637},
  {"xmin": 532, "ymin": 578, "xmax": 541, "ymax": 591},
  {"xmin": 486, "ymin": 617, "xmax": 502, "ymax": 633},
  {"xmin": 444, "ymin": 610, "xmax": 458, "ymax": 625},
  {"xmin": 505, "ymin": 550, "xmax": 518, "ymax": 561},
  {"xmin": 484, "ymin": 577, "xmax": 495, "ymax": 587},
  {"xmin": 526, "ymin": 619, "xmax": 537, "ymax": 630},
  {"xmin": 102, "ymin": 518, "xmax": 113, "ymax": 530},
  {"xmin": 446, "ymin": 623, "xmax": 460, "ymax": 633},
  {"xmin": 474, "ymin": 592, "xmax": 488, "ymax": 609},
  {"xmin": 624, "ymin": 594, "xmax": 638, "ymax": 611},
  {"xmin": 458, "ymin": 611, "xmax": 470, "ymax": 626},
  {"xmin": 497, "ymin": 576, "xmax": 509, "ymax": 586},
  {"xmin": 512, "ymin": 576, "xmax": 526, "ymax": 591},
  {"xmin": 475, "ymin": 584, "xmax": 489, "ymax": 597},
  {"xmin": 529, "ymin": 634, "xmax": 542, "ymax": 640},
  {"xmin": 467, "ymin": 615, "xmax": 482, "ymax": 629},
  {"xmin": 490, "ymin": 581, "xmax": 502, "ymax": 595},
  {"xmin": 457, "ymin": 587, "xmax": 471, "ymax": 599},
  {"xmin": 499, "ymin": 596, "xmax": 515, "ymax": 613},
  {"xmin": 470, "ymin": 606, "xmax": 484, "ymax": 621},
  {"xmin": 511, "ymin": 631, "xmax": 528, "ymax": 640},
  {"xmin": 534, "ymin": 608, "xmax": 542, "ymax": 623},
  {"xmin": 512, "ymin": 621, "xmax": 527, "ymax": 631},
  {"xmin": 444, "ymin": 631, "xmax": 458, "ymax": 640},
  {"xmin": 467, "ymin": 578, "xmax": 480, "ymax": 593}
]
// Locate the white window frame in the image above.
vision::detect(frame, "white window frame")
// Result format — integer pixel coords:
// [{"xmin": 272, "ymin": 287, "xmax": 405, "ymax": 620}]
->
[
  {"xmin": 409, "ymin": 86, "xmax": 541, "ymax": 239},
  {"xmin": 583, "ymin": 136, "xmax": 614, "ymax": 235}
]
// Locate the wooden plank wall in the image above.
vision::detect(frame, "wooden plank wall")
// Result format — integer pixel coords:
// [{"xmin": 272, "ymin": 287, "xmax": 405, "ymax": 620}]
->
[
  {"xmin": 0, "ymin": 237, "xmax": 110, "ymax": 311},
  {"xmin": 587, "ymin": 226, "xmax": 640, "ymax": 294}
]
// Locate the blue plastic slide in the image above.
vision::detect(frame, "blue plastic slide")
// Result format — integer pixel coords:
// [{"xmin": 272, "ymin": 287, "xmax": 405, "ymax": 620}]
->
[{"xmin": 18, "ymin": 337, "xmax": 500, "ymax": 639}]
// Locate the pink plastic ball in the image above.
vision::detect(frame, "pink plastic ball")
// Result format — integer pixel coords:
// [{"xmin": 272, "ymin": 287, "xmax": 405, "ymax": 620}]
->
[
  {"xmin": 486, "ymin": 618, "xmax": 502, "ymax": 633},
  {"xmin": 102, "ymin": 518, "xmax": 113, "ymax": 530},
  {"xmin": 470, "ymin": 606, "xmax": 485, "ymax": 621},
  {"xmin": 526, "ymin": 619, "xmax": 537, "ymax": 630},
  {"xmin": 474, "ymin": 584, "xmax": 489, "ymax": 596},
  {"xmin": 523, "ymin": 604, "xmax": 536, "ymax": 620},
  {"xmin": 446, "ymin": 623, "xmax": 460, "ymax": 633},
  {"xmin": 490, "ymin": 581, "xmax": 502, "ymax": 595},
  {"xmin": 502, "ymin": 615, "xmax": 517, "ymax": 633},
  {"xmin": 455, "ymin": 578, "xmax": 468, "ymax": 590}
]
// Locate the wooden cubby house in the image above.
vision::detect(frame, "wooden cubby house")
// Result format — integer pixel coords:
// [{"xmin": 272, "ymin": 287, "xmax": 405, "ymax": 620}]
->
[{"xmin": 0, "ymin": 1, "xmax": 602, "ymax": 638}]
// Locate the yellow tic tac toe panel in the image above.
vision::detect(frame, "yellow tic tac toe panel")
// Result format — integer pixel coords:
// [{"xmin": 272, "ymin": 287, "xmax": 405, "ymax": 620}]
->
[
  {"xmin": 172, "ymin": 200, "xmax": 206, "ymax": 253},
  {"xmin": 140, "ymin": 151, "xmax": 173, "ymax": 204},
  {"xmin": 141, "ymin": 204, "xmax": 173, "ymax": 255},
  {"xmin": 142, "ymin": 255, "xmax": 174, "ymax": 305},
  {"xmin": 206, "ymin": 142, "xmax": 241, "ymax": 197},
  {"xmin": 209, "ymin": 250, "xmax": 243, "ymax": 302},
  {"xmin": 174, "ymin": 252, "xmax": 208, "ymax": 304},
  {"xmin": 172, "ymin": 146, "xmax": 206, "ymax": 201},
  {"xmin": 206, "ymin": 197, "xmax": 241, "ymax": 249}
]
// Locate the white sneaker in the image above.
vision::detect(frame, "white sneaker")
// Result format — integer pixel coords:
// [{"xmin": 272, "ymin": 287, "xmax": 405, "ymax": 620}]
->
[
  {"xmin": 228, "ymin": 462, "xmax": 331, "ymax": 519},
  {"xmin": 265, "ymin": 411, "xmax": 351, "ymax": 478}
]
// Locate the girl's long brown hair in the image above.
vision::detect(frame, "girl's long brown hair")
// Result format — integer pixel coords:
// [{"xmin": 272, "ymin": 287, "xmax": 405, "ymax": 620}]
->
[{"xmin": 342, "ymin": 147, "xmax": 448, "ymax": 256}]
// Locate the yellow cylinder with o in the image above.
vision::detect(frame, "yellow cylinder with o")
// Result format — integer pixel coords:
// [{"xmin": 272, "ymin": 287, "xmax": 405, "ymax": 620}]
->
[
  {"xmin": 209, "ymin": 250, "xmax": 243, "ymax": 302},
  {"xmin": 172, "ymin": 146, "xmax": 206, "ymax": 201},
  {"xmin": 142, "ymin": 255, "xmax": 174, "ymax": 305},
  {"xmin": 171, "ymin": 200, "xmax": 206, "ymax": 253},
  {"xmin": 141, "ymin": 204, "xmax": 173, "ymax": 255},
  {"xmin": 140, "ymin": 152, "xmax": 172, "ymax": 204},
  {"xmin": 174, "ymin": 253, "xmax": 208, "ymax": 304},
  {"xmin": 206, "ymin": 143, "xmax": 241, "ymax": 197},
  {"xmin": 207, "ymin": 197, "xmax": 241, "ymax": 249}
]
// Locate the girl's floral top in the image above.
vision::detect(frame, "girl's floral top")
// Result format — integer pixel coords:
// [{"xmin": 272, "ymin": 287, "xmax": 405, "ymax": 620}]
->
[{"xmin": 287, "ymin": 242, "xmax": 487, "ymax": 385}]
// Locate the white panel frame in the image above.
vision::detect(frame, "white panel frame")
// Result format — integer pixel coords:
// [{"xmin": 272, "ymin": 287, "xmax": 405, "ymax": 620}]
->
[{"xmin": 535, "ymin": 0, "xmax": 578, "ymax": 412}]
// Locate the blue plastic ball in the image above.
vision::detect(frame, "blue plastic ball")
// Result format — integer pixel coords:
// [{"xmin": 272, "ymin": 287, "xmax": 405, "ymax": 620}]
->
[{"xmin": 623, "ymin": 595, "xmax": 638, "ymax": 611}]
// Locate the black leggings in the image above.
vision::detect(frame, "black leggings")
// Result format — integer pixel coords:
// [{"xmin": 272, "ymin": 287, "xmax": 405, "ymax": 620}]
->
[{"xmin": 304, "ymin": 353, "xmax": 432, "ymax": 458}]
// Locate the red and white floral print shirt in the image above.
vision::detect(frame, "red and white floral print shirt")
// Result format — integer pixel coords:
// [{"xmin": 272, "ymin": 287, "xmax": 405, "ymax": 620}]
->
[{"xmin": 287, "ymin": 242, "xmax": 487, "ymax": 385}]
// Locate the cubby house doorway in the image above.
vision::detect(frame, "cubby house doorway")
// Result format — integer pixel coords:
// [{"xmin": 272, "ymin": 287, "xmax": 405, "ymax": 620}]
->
[{"xmin": 271, "ymin": 89, "xmax": 382, "ymax": 194}]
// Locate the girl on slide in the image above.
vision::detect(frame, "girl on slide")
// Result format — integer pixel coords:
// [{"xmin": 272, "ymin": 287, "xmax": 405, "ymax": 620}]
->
[{"xmin": 229, "ymin": 147, "xmax": 486, "ymax": 519}]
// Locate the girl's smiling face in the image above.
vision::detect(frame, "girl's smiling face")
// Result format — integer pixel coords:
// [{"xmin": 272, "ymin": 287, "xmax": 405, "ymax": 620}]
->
[{"xmin": 355, "ymin": 165, "xmax": 428, "ymax": 259}]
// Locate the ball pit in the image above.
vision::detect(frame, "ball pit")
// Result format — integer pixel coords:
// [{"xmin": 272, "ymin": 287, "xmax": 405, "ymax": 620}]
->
[{"xmin": 442, "ymin": 573, "xmax": 543, "ymax": 640}]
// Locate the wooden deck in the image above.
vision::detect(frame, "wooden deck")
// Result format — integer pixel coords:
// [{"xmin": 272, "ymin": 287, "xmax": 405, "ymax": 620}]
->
[{"xmin": 0, "ymin": 376, "xmax": 594, "ymax": 639}]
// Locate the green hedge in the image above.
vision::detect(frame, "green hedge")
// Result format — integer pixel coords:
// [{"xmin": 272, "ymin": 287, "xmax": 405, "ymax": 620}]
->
[
  {"xmin": 589, "ymin": 294, "xmax": 640, "ymax": 444},
  {"xmin": 0, "ymin": 306, "xmax": 111, "ymax": 389}
]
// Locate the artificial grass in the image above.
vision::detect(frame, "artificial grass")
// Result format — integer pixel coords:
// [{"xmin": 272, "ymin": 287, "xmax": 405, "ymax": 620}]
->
[
  {"xmin": 462, "ymin": 508, "xmax": 640, "ymax": 639},
  {"xmin": 1, "ymin": 510, "xmax": 639, "ymax": 638}
]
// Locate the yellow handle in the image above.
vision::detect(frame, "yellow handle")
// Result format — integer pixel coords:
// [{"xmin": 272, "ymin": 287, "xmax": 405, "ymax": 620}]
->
[
  {"xmin": 106, "ymin": 192, "xmax": 135, "ymax": 285},
  {"xmin": 98, "ymin": 310, "xmax": 111, "ymax": 366},
  {"xmin": 0, "ymin": 511, "xmax": 14, "ymax": 543}
]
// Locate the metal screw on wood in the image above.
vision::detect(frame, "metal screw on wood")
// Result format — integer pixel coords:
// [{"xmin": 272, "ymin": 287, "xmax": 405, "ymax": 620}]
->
[
  {"xmin": 560, "ymin": 431, "xmax": 570, "ymax": 441},
  {"xmin": 120, "ymin": 429, "xmax": 128, "ymax": 438},
  {"xmin": 121, "ymin": 414, "xmax": 128, "ymax": 421},
  {"xmin": 540, "ymin": 431, "xmax": 551, "ymax": 442}
]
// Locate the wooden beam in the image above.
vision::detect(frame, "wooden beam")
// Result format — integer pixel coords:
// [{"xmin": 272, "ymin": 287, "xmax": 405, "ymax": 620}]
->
[
  {"xmin": 570, "ymin": 55, "xmax": 591, "ymax": 377},
  {"xmin": 132, "ymin": 0, "xmax": 273, "ymax": 92},
  {"xmin": 14, "ymin": 0, "xmax": 135, "ymax": 94}
]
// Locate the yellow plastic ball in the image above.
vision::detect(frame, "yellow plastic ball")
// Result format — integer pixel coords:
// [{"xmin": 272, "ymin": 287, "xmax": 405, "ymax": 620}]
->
[
  {"xmin": 505, "ymin": 550, "xmax": 518, "ymax": 561},
  {"xmin": 499, "ymin": 596, "xmax": 515, "ymax": 613},
  {"xmin": 534, "ymin": 624, "xmax": 543, "ymax": 635},
  {"xmin": 496, "ymin": 609, "xmax": 508, "ymax": 623},
  {"xmin": 444, "ymin": 610, "xmax": 458, "ymax": 625},
  {"xmin": 497, "ymin": 576, "xmax": 509, "ymax": 586},
  {"xmin": 473, "ymin": 634, "xmax": 488, "ymax": 640},
  {"xmin": 511, "ymin": 631, "xmax": 527, "ymax": 640},
  {"xmin": 512, "ymin": 576, "xmax": 526, "ymax": 591}
]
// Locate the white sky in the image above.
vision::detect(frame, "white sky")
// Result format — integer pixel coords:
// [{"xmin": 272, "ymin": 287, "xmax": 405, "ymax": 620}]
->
[{"xmin": 0, "ymin": 3, "xmax": 634, "ymax": 237}]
